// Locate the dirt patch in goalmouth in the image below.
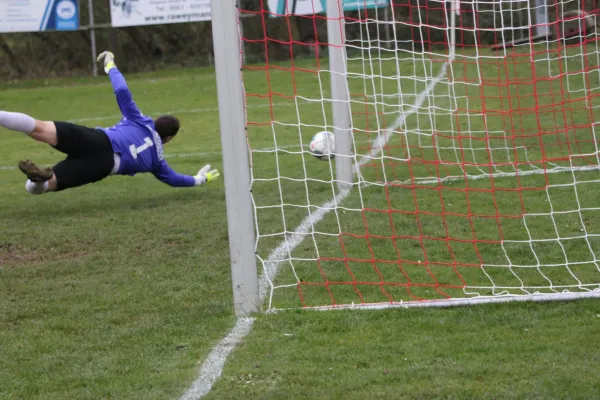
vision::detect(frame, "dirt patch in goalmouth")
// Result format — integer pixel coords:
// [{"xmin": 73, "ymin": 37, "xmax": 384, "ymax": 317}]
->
[{"xmin": 0, "ymin": 244, "xmax": 90, "ymax": 267}]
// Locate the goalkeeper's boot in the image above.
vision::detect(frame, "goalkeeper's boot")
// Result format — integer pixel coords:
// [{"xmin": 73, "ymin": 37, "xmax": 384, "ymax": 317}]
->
[{"xmin": 18, "ymin": 160, "xmax": 53, "ymax": 183}]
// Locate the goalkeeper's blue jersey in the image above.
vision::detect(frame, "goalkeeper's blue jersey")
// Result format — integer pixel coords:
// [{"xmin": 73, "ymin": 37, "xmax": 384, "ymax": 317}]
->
[{"xmin": 99, "ymin": 68, "xmax": 195, "ymax": 187}]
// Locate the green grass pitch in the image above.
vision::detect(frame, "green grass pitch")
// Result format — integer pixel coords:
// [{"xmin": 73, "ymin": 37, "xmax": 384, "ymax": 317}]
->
[{"xmin": 1, "ymin": 48, "xmax": 600, "ymax": 399}]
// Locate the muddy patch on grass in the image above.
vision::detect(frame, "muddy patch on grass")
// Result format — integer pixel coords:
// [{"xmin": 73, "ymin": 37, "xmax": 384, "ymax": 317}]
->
[{"xmin": 0, "ymin": 244, "xmax": 90, "ymax": 267}]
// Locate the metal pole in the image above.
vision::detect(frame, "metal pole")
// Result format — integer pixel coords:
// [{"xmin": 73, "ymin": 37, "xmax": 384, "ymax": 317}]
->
[
  {"xmin": 326, "ymin": 0, "xmax": 353, "ymax": 191},
  {"xmin": 239, "ymin": 15, "xmax": 246, "ymax": 65},
  {"xmin": 535, "ymin": 0, "xmax": 550, "ymax": 37},
  {"xmin": 88, "ymin": 0, "xmax": 97, "ymax": 77},
  {"xmin": 450, "ymin": 0, "xmax": 458, "ymax": 61},
  {"xmin": 210, "ymin": 0, "xmax": 260, "ymax": 316},
  {"xmin": 384, "ymin": 6, "xmax": 391, "ymax": 49}
]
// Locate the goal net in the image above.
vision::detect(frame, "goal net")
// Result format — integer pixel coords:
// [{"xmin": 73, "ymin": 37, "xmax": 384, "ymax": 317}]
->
[{"xmin": 238, "ymin": 0, "xmax": 600, "ymax": 311}]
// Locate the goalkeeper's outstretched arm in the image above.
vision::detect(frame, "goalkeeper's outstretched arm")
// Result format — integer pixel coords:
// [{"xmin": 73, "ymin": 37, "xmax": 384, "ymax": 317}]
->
[
  {"xmin": 152, "ymin": 160, "xmax": 220, "ymax": 188},
  {"xmin": 97, "ymin": 51, "xmax": 143, "ymax": 121}
]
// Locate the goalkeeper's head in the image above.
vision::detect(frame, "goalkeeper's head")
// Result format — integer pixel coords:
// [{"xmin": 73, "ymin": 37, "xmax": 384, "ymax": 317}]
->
[{"xmin": 154, "ymin": 115, "xmax": 180, "ymax": 144}]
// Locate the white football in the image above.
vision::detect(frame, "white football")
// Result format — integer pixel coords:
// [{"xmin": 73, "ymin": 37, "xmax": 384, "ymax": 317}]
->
[{"xmin": 309, "ymin": 131, "xmax": 335, "ymax": 161}]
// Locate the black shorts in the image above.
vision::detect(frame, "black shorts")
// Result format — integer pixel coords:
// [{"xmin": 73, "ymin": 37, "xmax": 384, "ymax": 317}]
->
[{"xmin": 51, "ymin": 121, "xmax": 115, "ymax": 191}]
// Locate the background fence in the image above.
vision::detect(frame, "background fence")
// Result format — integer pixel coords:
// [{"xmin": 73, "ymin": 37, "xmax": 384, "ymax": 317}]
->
[{"xmin": 1, "ymin": 0, "xmax": 598, "ymax": 80}]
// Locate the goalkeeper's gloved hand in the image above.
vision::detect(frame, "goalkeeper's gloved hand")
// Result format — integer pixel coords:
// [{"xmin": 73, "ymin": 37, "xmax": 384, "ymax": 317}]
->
[
  {"xmin": 194, "ymin": 165, "xmax": 220, "ymax": 186},
  {"xmin": 97, "ymin": 51, "xmax": 116, "ymax": 74}
]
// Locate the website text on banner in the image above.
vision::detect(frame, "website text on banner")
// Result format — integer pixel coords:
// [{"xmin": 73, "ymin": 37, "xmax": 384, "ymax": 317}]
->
[
  {"xmin": 110, "ymin": 0, "xmax": 211, "ymax": 27},
  {"xmin": 268, "ymin": 0, "xmax": 390, "ymax": 16},
  {"xmin": 0, "ymin": 0, "xmax": 79, "ymax": 33}
]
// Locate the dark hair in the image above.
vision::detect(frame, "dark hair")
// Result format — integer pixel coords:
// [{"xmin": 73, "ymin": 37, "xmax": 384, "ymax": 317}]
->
[{"xmin": 154, "ymin": 115, "xmax": 180, "ymax": 141}]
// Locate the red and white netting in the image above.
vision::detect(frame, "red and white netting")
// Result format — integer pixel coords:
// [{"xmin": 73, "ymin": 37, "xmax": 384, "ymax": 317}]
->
[{"xmin": 240, "ymin": 0, "xmax": 600, "ymax": 311}]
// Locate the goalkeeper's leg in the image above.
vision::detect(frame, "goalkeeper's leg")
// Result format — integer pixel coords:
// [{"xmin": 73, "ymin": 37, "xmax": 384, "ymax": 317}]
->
[
  {"xmin": 0, "ymin": 110, "xmax": 58, "ymax": 145},
  {"xmin": 19, "ymin": 153, "xmax": 113, "ymax": 195},
  {"xmin": 19, "ymin": 121, "xmax": 115, "ymax": 194},
  {"xmin": 2, "ymin": 115, "xmax": 115, "ymax": 194},
  {"xmin": 0, "ymin": 110, "xmax": 58, "ymax": 194},
  {"xmin": 19, "ymin": 160, "xmax": 57, "ymax": 194}
]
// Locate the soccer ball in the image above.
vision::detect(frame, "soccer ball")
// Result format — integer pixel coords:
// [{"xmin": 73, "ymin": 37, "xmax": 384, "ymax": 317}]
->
[{"xmin": 309, "ymin": 131, "xmax": 335, "ymax": 161}]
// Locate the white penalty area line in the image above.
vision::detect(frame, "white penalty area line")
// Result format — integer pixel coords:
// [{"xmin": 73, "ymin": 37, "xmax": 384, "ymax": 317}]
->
[
  {"xmin": 0, "ymin": 99, "xmax": 341, "ymax": 172},
  {"xmin": 0, "ymin": 143, "xmax": 318, "ymax": 172},
  {"xmin": 68, "ymin": 101, "xmax": 301, "ymax": 124},
  {"xmin": 0, "ymin": 150, "xmax": 223, "ymax": 171},
  {"xmin": 0, "ymin": 101, "xmax": 301, "ymax": 170},
  {"xmin": 179, "ymin": 64, "xmax": 449, "ymax": 400},
  {"xmin": 0, "ymin": 138, "xmax": 384, "ymax": 172}
]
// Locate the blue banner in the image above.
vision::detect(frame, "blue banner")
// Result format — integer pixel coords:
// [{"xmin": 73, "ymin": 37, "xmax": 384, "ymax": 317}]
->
[
  {"xmin": 0, "ymin": 0, "xmax": 79, "ymax": 33},
  {"xmin": 342, "ymin": 0, "xmax": 390, "ymax": 12},
  {"xmin": 270, "ymin": 0, "xmax": 390, "ymax": 16},
  {"xmin": 47, "ymin": 0, "xmax": 79, "ymax": 31}
]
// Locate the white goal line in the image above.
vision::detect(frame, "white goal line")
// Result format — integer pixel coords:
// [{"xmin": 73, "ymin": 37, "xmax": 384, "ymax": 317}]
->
[
  {"xmin": 3, "ymin": 140, "xmax": 595, "ymax": 191},
  {"xmin": 68, "ymin": 101, "xmax": 298, "ymax": 124},
  {"xmin": 0, "ymin": 142, "xmax": 365, "ymax": 172},
  {"xmin": 180, "ymin": 53, "xmax": 450, "ymax": 400},
  {"xmin": 260, "ymin": 62, "xmax": 451, "ymax": 310}
]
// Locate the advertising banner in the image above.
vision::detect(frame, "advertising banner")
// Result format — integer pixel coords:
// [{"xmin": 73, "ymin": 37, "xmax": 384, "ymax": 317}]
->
[
  {"xmin": 0, "ymin": 0, "xmax": 79, "ymax": 33},
  {"xmin": 110, "ymin": 0, "xmax": 211, "ymax": 27},
  {"xmin": 268, "ymin": 0, "xmax": 390, "ymax": 16}
]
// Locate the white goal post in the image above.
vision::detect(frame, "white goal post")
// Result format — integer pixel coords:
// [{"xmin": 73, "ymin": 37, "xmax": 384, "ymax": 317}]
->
[
  {"xmin": 210, "ymin": 0, "xmax": 259, "ymax": 316},
  {"xmin": 213, "ymin": 0, "xmax": 600, "ymax": 315}
]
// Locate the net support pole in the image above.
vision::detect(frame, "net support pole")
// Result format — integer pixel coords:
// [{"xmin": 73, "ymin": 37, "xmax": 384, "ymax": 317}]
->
[
  {"xmin": 384, "ymin": 6, "xmax": 391, "ymax": 49},
  {"xmin": 327, "ymin": 0, "xmax": 353, "ymax": 191},
  {"xmin": 88, "ymin": 0, "xmax": 97, "ymax": 77},
  {"xmin": 210, "ymin": 0, "xmax": 260, "ymax": 316},
  {"xmin": 449, "ymin": 0, "xmax": 458, "ymax": 61},
  {"xmin": 534, "ymin": 0, "xmax": 550, "ymax": 37}
]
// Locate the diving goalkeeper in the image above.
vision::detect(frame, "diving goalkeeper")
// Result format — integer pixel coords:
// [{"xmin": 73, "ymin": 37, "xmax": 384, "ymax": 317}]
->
[{"xmin": 0, "ymin": 51, "xmax": 219, "ymax": 195}]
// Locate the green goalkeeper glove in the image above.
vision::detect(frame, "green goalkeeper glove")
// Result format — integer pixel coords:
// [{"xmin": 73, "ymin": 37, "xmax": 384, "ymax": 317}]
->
[
  {"xmin": 194, "ymin": 165, "xmax": 220, "ymax": 186},
  {"xmin": 97, "ymin": 51, "xmax": 116, "ymax": 74}
]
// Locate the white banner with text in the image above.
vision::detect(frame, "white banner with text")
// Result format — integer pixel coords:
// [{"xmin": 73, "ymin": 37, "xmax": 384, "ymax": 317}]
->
[{"xmin": 110, "ymin": 0, "xmax": 211, "ymax": 28}]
